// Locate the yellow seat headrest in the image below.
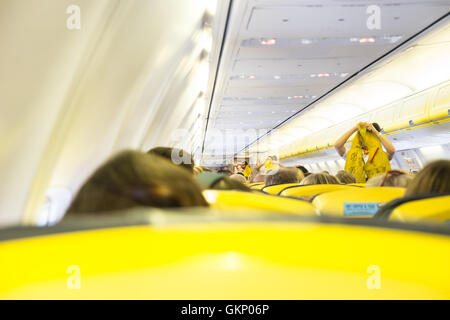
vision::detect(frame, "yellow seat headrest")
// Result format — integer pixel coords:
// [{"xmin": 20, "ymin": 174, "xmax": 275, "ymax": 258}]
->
[
  {"xmin": 280, "ymin": 184, "xmax": 358, "ymax": 199},
  {"xmin": 203, "ymin": 190, "xmax": 315, "ymax": 216}
]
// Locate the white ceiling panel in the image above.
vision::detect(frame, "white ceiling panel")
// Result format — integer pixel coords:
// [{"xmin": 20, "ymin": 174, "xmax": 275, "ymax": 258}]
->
[{"xmin": 233, "ymin": 57, "xmax": 367, "ymax": 74}]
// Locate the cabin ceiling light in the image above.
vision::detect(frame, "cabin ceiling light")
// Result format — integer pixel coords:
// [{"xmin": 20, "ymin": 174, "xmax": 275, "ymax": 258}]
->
[
  {"xmin": 261, "ymin": 38, "xmax": 276, "ymax": 45},
  {"xmin": 359, "ymin": 37, "xmax": 375, "ymax": 43},
  {"xmin": 204, "ymin": 0, "xmax": 218, "ymax": 15}
]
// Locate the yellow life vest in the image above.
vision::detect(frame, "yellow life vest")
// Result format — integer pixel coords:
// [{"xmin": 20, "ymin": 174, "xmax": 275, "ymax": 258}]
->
[
  {"xmin": 243, "ymin": 165, "xmax": 252, "ymax": 177},
  {"xmin": 344, "ymin": 124, "xmax": 391, "ymax": 183}
]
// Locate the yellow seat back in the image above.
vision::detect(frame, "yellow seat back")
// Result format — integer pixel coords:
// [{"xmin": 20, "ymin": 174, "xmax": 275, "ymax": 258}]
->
[
  {"xmin": 313, "ymin": 187, "xmax": 405, "ymax": 217},
  {"xmin": 261, "ymin": 183, "xmax": 299, "ymax": 194},
  {"xmin": 1, "ymin": 220, "xmax": 450, "ymax": 299},
  {"xmin": 390, "ymin": 195, "xmax": 450, "ymax": 224},
  {"xmin": 280, "ymin": 184, "xmax": 357, "ymax": 199},
  {"xmin": 203, "ymin": 190, "xmax": 315, "ymax": 215}
]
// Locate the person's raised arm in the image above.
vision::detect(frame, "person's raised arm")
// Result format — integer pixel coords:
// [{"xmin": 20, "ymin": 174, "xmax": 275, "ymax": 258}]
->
[
  {"xmin": 367, "ymin": 124, "xmax": 396, "ymax": 160},
  {"xmin": 334, "ymin": 125, "xmax": 358, "ymax": 157},
  {"xmin": 255, "ymin": 160, "xmax": 265, "ymax": 172}
]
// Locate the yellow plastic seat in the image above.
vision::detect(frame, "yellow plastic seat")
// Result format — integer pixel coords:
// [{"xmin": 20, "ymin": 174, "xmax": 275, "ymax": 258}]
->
[
  {"xmin": 313, "ymin": 187, "xmax": 405, "ymax": 217},
  {"xmin": 203, "ymin": 190, "xmax": 315, "ymax": 215},
  {"xmin": 279, "ymin": 184, "xmax": 358, "ymax": 199},
  {"xmin": 389, "ymin": 195, "xmax": 450, "ymax": 224},
  {"xmin": 261, "ymin": 183, "xmax": 300, "ymax": 194},
  {"xmin": 1, "ymin": 218, "xmax": 449, "ymax": 299}
]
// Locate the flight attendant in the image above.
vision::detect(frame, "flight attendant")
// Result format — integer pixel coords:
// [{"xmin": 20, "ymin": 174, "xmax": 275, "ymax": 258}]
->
[{"xmin": 334, "ymin": 122, "xmax": 396, "ymax": 183}]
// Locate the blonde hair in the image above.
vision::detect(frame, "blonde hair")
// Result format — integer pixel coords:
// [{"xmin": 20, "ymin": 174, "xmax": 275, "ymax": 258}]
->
[
  {"xmin": 335, "ymin": 170, "xmax": 357, "ymax": 184},
  {"xmin": 66, "ymin": 150, "xmax": 208, "ymax": 215},
  {"xmin": 193, "ymin": 166, "xmax": 204, "ymax": 175},
  {"xmin": 230, "ymin": 174, "xmax": 247, "ymax": 184},
  {"xmin": 366, "ymin": 170, "xmax": 412, "ymax": 188},
  {"xmin": 300, "ymin": 173, "xmax": 340, "ymax": 185},
  {"xmin": 405, "ymin": 160, "xmax": 450, "ymax": 196}
]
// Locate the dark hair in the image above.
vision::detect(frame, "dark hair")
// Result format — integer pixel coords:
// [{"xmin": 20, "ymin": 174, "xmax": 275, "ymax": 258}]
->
[
  {"xmin": 265, "ymin": 168, "xmax": 300, "ymax": 187},
  {"xmin": 372, "ymin": 123, "xmax": 382, "ymax": 132},
  {"xmin": 66, "ymin": 150, "xmax": 208, "ymax": 215},
  {"xmin": 147, "ymin": 147, "xmax": 194, "ymax": 173},
  {"xmin": 296, "ymin": 165, "xmax": 309, "ymax": 175},
  {"xmin": 196, "ymin": 172, "xmax": 249, "ymax": 191}
]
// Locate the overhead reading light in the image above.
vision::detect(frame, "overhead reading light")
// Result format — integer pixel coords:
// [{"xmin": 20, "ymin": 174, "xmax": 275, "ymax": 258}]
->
[
  {"xmin": 359, "ymin": 37, "xmax": 375, "ymax": 43},
  {"xmin": 261, "ymin": 38, "xmax": 276, "ymax": 45}
]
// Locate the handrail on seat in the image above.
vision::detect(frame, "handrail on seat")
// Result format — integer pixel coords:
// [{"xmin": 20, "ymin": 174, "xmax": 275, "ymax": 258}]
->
[
  {"xmin": 261, "ymin": 183, "xmax": 300, "ymax": 194},
  {"xmin": 279, "ymin": 184, "xmax": 358, "ymax": 200}
]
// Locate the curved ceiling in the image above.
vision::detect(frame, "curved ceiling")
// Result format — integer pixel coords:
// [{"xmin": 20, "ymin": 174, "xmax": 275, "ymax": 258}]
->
[{"xmin": 202, "ymin": 0, "xmax": 450, "ymax": 164}]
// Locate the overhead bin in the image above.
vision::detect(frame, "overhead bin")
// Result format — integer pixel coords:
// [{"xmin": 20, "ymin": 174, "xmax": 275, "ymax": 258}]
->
[
  {"xmin": 397, "ymin": 91, "xmax": 431, "ymax": 128},
  {"xmin": 313, "ymin": 187, "xmax": 405, "ymax": 217},
  {"xmin": 203, "ymin": 190, "xmax": 315, "ymax": 215},
  {"xmin": 371, "ymin": 102, "xmax": 401, "ymax": 133},
  {"xmin": 1, "ymin": 217, "xmax": 450, "ymax": 299},
  {"xmin": 279, "ymin": 184, "xmax": 357, "ymax": 200},
  {"xmin": 374, "ymin": 194, "xmax": 450, "ymax": 224},
  {"xmin": 431, "ymin": 82, "xmax": 450, "ymax": 119},
  {"xmin": 279, "ymin": 80, "xmax": 450, "ymax": 160}
]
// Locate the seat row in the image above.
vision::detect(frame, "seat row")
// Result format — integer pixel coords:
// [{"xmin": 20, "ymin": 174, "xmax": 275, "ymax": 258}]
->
[{"xmin": 205, "ymin": 183, "xmax": 450, "ymax": 225}]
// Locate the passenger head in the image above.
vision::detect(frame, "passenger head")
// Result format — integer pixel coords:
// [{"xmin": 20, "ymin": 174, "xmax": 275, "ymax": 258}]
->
[
  {"xmin": 251, "ymin": 174, "xmax": 266, "ymax": 183},
  {"xmin": 65, "ymin": 150, "xmax": 208, "ymax": 215},
  {"xmin": 147, "ymin": 146, "xmax": 194, "ymax": 173},
  {"xmin": 230, "ymin": 173, "xmax": 247, "ymax": 184},
  {"xmin": 196, "ymin": 172, "xmax": 250, "ymax": 191},
  {"xmin": 291, "ymin": 167, "xmax": 305, "ymax": 182},
  {"xmin": 265, "ymin": 168, "xmax": 300, "ymax": 187},
  {"xmin": 335, "ymin": 170, "xmax": 356, "ymax": 184},
  {"xmin": 366, "ymin": 170, "xmax": 412, "ymax": 188},
  {"xmin": 299, "ymin": 173, "xmax": 340, "ymax": 185},
  {"xmin": 212, "ymin": 177, "xmax": 250, "ymax": 191},
  {"xmin": 405, "ymin": 160, "xmax": 450, "ymax": 196}
]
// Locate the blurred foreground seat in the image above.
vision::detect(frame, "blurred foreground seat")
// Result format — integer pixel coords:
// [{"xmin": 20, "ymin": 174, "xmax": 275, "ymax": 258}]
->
[{"xmin": 0, "ymin": 210, "xmax": 449, "ymax": 299}]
